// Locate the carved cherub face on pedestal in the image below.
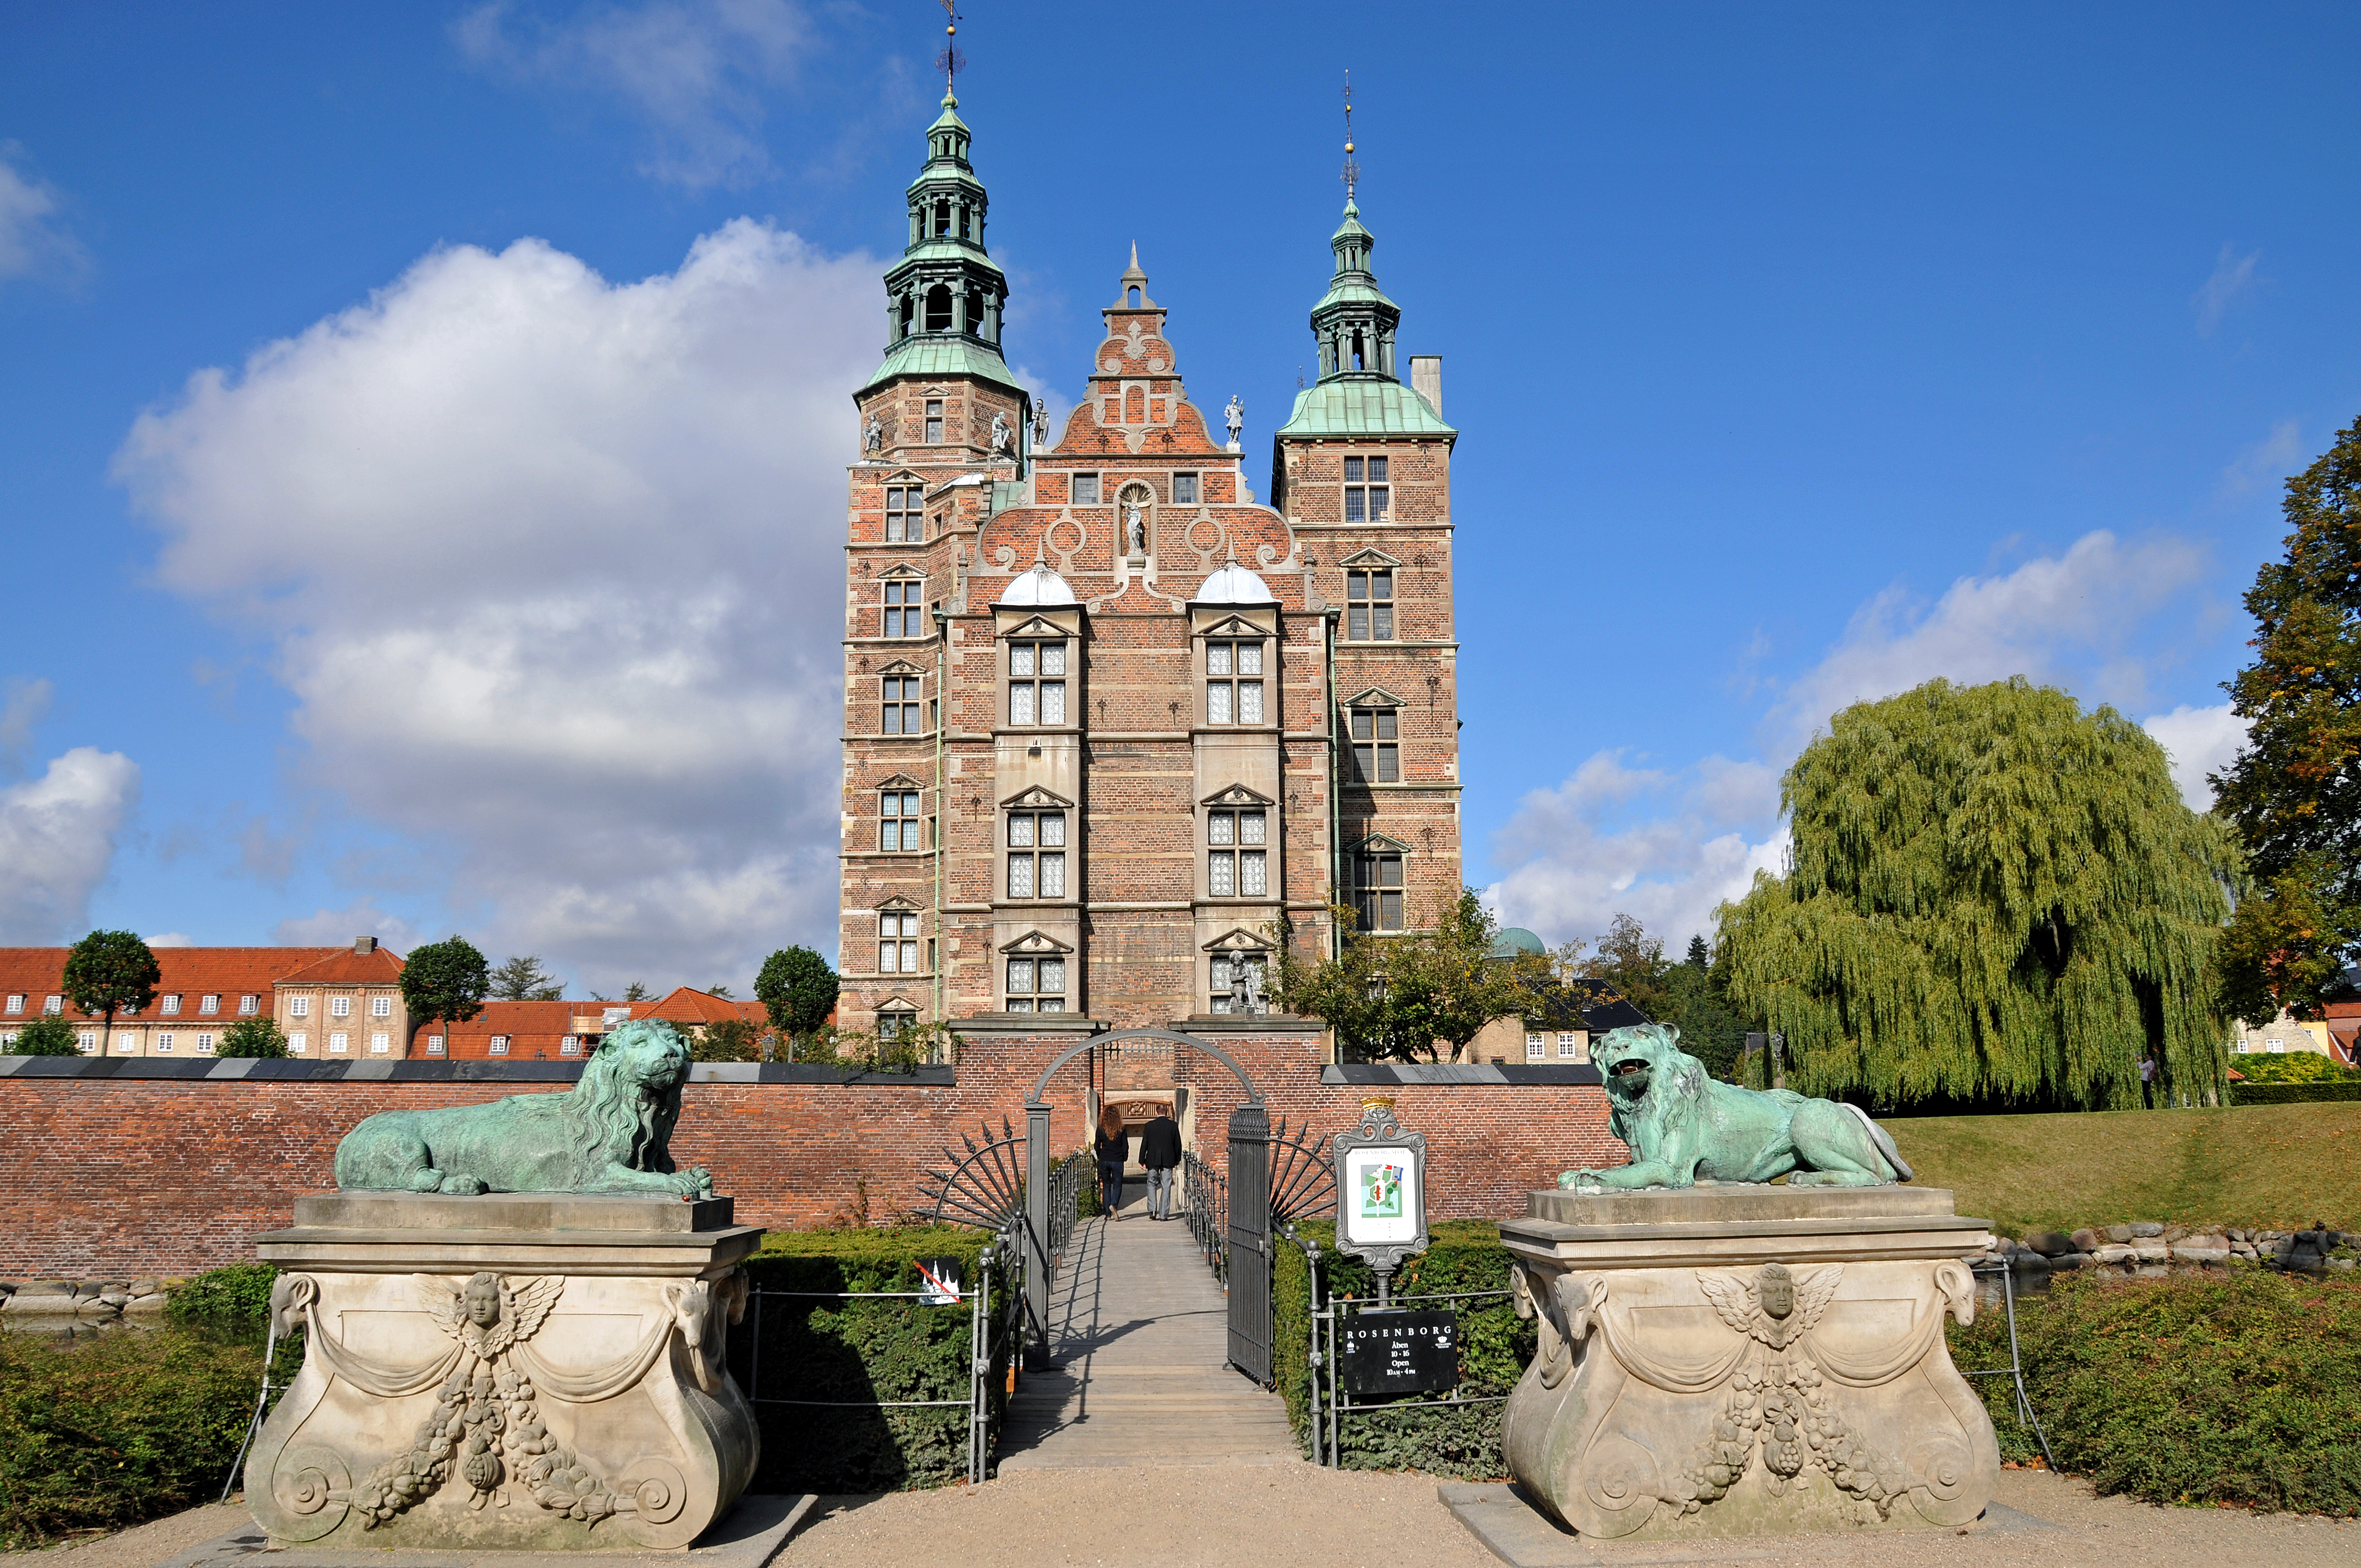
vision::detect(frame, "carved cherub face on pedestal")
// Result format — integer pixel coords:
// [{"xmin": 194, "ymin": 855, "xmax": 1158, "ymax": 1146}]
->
[
  {"xmin": 1698, "ymin": 1261, "xmax": 1840, "ymax": 1351},
  {"xmin": 463, "ymin": 1272, "xmax": 502, "ymax": 1329}
]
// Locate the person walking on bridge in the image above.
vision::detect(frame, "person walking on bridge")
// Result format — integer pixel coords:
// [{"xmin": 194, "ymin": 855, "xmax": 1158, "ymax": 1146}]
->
[
  {"xmin": 1095, "ymin": 1106, "xmax": 1130, "ymax": 1219},
  {"xmin": 1138, "ymin": 1107, "xmax": 1182, "ymax": 1221}
]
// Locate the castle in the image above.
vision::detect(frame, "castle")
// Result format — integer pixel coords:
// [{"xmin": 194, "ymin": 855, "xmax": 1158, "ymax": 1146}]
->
[{"xmin": 836, "ymin": 92, "xmax": 1462, "ymax": 1038}]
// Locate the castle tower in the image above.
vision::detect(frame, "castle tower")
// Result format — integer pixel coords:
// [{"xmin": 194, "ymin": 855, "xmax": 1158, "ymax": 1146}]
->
[
  {"xmin": 1271, "ymin": 194, "xmax": 1462, "ymax": 939},
  {"xmin": 838, "ymin": 95, "xmax": 1461, "ymax": 1043}
]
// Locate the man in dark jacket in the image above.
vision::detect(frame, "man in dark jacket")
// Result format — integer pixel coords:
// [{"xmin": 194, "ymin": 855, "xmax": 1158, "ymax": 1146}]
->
[{"xmin": 1138, "ymin": 1110, "xmax": 1183, "ymax": 1220}]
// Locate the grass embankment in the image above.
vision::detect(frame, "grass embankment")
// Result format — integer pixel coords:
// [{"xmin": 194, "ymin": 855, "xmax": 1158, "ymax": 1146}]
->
[{"xmin": 1885, "ymin": 1102, "xmax": 2360, "ymax": 1237}]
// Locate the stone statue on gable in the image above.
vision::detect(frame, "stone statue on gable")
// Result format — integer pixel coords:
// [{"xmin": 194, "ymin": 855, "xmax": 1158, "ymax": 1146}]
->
[
  {"xmin": 990, "ymin": 410, "xmax": 1011, "ymax": 455},
  {"xmin": 1224, "ymin": 394, "xmax": 1243, "ymax": 450},
  {"xmin": 1033, "ymin": 400, "xmax": 1051, "ymax": 448},
  {"xmin": 863, "ymin": 414, "xmax": 882, "ymax": 455},
  {"xmin": 1125, "ymin": 502, "xmax": 1146, "ymax": 556}
]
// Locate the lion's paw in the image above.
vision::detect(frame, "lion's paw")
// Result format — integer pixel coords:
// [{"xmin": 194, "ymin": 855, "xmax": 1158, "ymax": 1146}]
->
[{"xmin": 437, "ymin": 1173, "xmax": 489, "ymax": 1196}]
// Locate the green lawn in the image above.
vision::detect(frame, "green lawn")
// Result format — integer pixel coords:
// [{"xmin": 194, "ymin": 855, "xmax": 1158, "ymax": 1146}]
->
[{"xmin": 1885, "ymin": 1102, "xmax": 2361, "ymax": 1237}]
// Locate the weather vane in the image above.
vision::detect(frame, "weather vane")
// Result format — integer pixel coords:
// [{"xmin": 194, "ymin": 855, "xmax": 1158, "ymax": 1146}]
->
[
  {"xmin": 1341, "ymin": 70, "xmax": 1358, "ymax": 201},
  {"xmin": 938, "ymin": 1, "xmax": 965, "ymax": 97}
]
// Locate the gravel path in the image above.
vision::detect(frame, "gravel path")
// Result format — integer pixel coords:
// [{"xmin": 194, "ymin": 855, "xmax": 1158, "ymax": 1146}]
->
[{"xmin": 783, "ymin": 1468, "xmax": 2359, "ymax": 1568}]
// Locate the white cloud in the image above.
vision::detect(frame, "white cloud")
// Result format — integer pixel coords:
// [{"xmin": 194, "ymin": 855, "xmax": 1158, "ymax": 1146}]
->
[
  {"xmin": 144, "ymin": 932, "xmax": 194, "ymax": 948},
  {"xmin": 2194, "ymin": 242, "xmax": 2260, "ymax": 336},
  {"xmin": 2219, "ymin": 419, "xmax": 2302, "ymax": 500},
  {"xmin": 0, "ymin": 143, "xmax": 83, "ymax": 285},
  {"xmin": 0, "ymin": 748, "xmax": 141, "ymax": 943},
  {"xmin": 116, "ymin": 218, "xmax": 880, "ymax": 991},
  {"xmin": 1487, "ymin": 753, "xmax": 1786, "ymax": 956},
  {"xmin": 454, "ymin": 1, "xmax": 811, "ymax": 188},
  {"xmin": 1765, "ymin": 530, "xmax": 2208, "ymax": 756},
  {"xmin": 2143, "ymin": 703, "xmax": 2248, "ymax": 812},
  {"xmin": 1, "ymin": 677, "xmax": 53, "ymax": 774},
  {"xmin": 271, "ymin": 899, "xmax": 426, "ymax": 955}
]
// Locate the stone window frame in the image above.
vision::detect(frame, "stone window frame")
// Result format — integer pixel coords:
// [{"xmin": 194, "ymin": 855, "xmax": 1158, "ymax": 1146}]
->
[
  {"xmin": 878, "ymin": 903, "xmax": 922, "ymax": 975},
  {"xmin": 1007, "ymin": 636, "xmax": 1069, "ymax": 727},
  {"xmin": 882, "ymin": 575, "xmax": 926, "ymax": 636},
  {"xmin": 924, "ymin": 398, "xmax": 945, "ymax": 443},
  {"xmin": 1070, "ymin": 472, "xmax": 1102, "ymax": 507},
  {"xmin": 883, "ymin": 476, "xmax": 927, "ymax": 542},
  {"xmin": 878, "ymin": 777, "xmax": 924, "ymax": 853},
  {"xmin": 1342, "ymin": 453, "xmax": 1391, "ymax": 522},
  {"xmin": 1205, "ymin": 635, "xmax": 1267, "ymax": 726},
  {"xmin": 1171, "ymin": 471, "xmax": 1199, "ymax": 506},
  {"xmin": 1351, "ymin": 834, "xmax": 1411, "ymax": 933},
  {"xmin": 881, "ymin": 670, "xmax": 923, "ymax": 734},
  {"xmin": 1350, "ymin": 706, "xmax": 1401, "ymax": 782},
  {"xmin": 877, "ymin": 1004, "xmax": 921, "ymax": 1039},
  {"xmin": 999, "ymin": 931, "xmax": 1073, "ymax": 1014},
  {"xmin": 1344, "ymin": 562, "xmax": 1397, "ymax": 642}
]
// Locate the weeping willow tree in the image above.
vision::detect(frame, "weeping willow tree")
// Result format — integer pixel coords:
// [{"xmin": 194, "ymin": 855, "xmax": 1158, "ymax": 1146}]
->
[{"xmin": 1716, "ymin": 677, "xmax": 2240, "ymax": 1110}]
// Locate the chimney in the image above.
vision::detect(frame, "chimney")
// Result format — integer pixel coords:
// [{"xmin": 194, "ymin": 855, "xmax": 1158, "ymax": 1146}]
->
[
  {"xmin": 353, "ymin": 936, "xmax": 377, "ymax": 955},
  {"xmin": 1409, "ymin": 356, "xmax": 1442, "ymax": 416}
]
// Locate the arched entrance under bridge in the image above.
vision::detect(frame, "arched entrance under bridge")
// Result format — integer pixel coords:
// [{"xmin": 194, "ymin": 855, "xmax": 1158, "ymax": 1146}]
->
[{"xmin": 1021, "ymin": 1027, "xmax": 1273, "ymax": 1376}]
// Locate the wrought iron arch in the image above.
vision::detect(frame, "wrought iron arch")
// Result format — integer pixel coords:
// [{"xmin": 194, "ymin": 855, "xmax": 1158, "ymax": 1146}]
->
[{"xmin": 1023, "ymin": 1026, "xmax": 1263, "ymax": 1109}]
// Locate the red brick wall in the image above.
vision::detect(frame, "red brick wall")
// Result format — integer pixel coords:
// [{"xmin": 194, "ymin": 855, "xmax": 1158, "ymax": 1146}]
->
[{"xmin": 0, "ymin": 1042, "xmax": 1618, "ymax": 1278}]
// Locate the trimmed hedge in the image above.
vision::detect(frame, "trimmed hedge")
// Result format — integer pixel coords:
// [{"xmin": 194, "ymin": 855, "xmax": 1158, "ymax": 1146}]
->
[
  {"xmin": 1275, "ymin": 1219, "xmax": 1533, "ymax": 1477},
  {"xmin": 1949, "ymin": 1268, "xmax": 2361, "ymax": 1513},
  {"xmin": 2230, "ymin": 1080, "xmax": 2361, "ymax": 1106},
  {"xmin": 733, "ymin": 1225, "xmax": 1007, "ymax": 1493}
]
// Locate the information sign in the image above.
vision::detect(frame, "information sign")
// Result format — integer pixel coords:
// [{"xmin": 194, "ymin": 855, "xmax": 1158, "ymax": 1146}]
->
[
  {"xmin": 1331, "ymin": 1100, "xmax": 1428, "ymax": 1277},
  {"xmin": 1337, "ymin": 1309, "xmax": 1460, "ymax": 1397}
]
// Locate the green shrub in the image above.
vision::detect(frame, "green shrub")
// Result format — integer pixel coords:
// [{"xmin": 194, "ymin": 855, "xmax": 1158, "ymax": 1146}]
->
[
  {"xmin": 1948, "ymin": 1268, "xmax": 2361, "ymax": 1513},
  {"xmin": 2230, "ymin": 1080, "xmax": 2361, "ymax": 1105},
  {"xmin": 0, "ymin": 1329, "xmax": 268, "ymax": 1548},
  {"xmin": 166, "ymin": 1265, "xmax": 279, "ymax": 1340},
  {"xmin": 735, "ymin": 1226, "xmax": 1008, "ymax": 1491},
  {"xmin": 3, "ymin": 1015, "xmax": 81, "ymax": 1055},
  {"xmin": 2229, "ymin": 1052, "xmax": 2360, "ymax": 1085},
  {"xmin": 1274, "ymin": 1219, "xmax": 1533, "ymax": 1477}
]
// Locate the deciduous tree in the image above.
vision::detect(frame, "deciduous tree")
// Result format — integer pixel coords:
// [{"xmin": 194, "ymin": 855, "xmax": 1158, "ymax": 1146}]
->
[
  {"xmin": 691, "ymin": 1016, "xmax": 764, "ymax": 1063},
  {"xmin": 755, "ymin": 947, "xmax": 839, "ymax": 1062},
  {"xmin": 5, "ymin": 1014, "xmax": 81, "ymax": 1056},
  {"xmin": 401, "ymin": 937, "xmax": 490, "ymax": 1049},
  {"xmin": 1716, "ymin": 677, "xmax": 2238, "ymax": 1109},
  {"xmin": 217, "ymin": 1015, "xmax": 292, "ymax": 1059},
  {"xmin": 2214, "ymin": 416, "xmax": 2361, "ymax": 1017},
  {"xmin": 61, "ymin": 929, "xmax": 160, "ymax": 1047},
  {"xmin": 1274, "ymin": 891, "xmax": 1543, "ymax": 1062}
]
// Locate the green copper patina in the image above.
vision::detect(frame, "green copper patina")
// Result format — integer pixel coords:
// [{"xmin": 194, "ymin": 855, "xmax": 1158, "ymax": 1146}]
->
[
  {"xmin": 1561, "ymin": 1023, "xmax": 1913, "ymax": 1190},
  {"xmin": 334, "ymin": 1019, "xmax": 714, "ymax": 1197}
]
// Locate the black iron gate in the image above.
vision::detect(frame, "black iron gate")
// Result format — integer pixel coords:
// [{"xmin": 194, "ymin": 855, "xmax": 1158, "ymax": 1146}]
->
[{"xmin": 1225, "ymin": 1104, "xmax": 1273, "ymax": 1380}]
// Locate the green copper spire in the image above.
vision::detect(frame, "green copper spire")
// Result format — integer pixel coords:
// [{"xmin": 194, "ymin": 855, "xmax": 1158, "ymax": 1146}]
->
[
  {"xmin": 1308, "ymin": 199, "xmax": 1402, "ymax": 383},
  {"xmin": 858, "ymin": 91, "xmax": 1022, "ymax": 399}
]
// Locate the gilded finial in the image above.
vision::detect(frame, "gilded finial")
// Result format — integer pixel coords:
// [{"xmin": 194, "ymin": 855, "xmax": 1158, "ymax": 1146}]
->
[
  {"xmin": 938, "ymin": 1, "xmax": 964, "ymax": 99},
  {"xmin": 1341, "ymin": 70, "xmax": 1358, "ymax": 202}
]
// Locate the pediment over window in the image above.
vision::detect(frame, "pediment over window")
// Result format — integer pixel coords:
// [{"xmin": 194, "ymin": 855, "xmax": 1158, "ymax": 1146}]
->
[
  {"xmin": 1200, "ymin": 783, "xmax": 1274, "ymax": 809},
  {"xmin": 1201, "ymin": 928, "xmax": 1272, "ymax": 954},
  {"xmin": 1339, "ymin": 546, "xmax": 1400, "ymax": 569},
  {"xmin": 1352, "ymin": 832, "xmax": 1413, "ymax": 855},
  {"xmin": 875, "ymin": 773, "xmax": 922, "ymax": 791},
  {"xmin": 1003, "ymin": 616, "xmax": 1069, "ymax": 640},
  {"xmin": 877, "ymin": 659, "xmax": 925, "ymax": 677},
  {"xmin": 884, "ymin": 469, "xmax": 925, "ymax": 487},
  {"xmin": 873, "ymin": 992, "xmax": 922, "ymax": 1012},
  {"xmin": 876, "ymin": 563, "xmax": 924, "ymax": 580},
  {"xmin": 999, "ymin": 785, "xmax": 1075, "ymax": 811},
  {"xmin": 1204, "ymin": 616, "xmax": 1266, "ymax": 640},
  {"xmin": 998, "ymin": 930, "xmax": 1074, "ymax": 956},
  {"xmin": 1345, "ymin": 686, "xmax": 1406, "ymax": 709},
  {"xmin": 874, "ymin": 895, "xmax": 922, "ymax": 913}
]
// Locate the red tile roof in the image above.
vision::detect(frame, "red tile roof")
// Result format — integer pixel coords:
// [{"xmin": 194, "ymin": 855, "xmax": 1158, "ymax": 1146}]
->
[
  {"xmin": 0, "ymin": 946, "xmax": 344, "ymax": 1018},
  {"xmin": 275, "ymin": 946, "xmax": 407, "ymax": 986}
]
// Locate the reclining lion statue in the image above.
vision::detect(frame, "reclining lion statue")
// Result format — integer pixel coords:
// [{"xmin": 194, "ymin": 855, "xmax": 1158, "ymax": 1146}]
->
[
  {"xmin": 335, "ymin": 1019, "xmax": 714, "ymax": 1197},
  {"xmin": 1561, "ymin": 1022, "xmax": 1911, "ymax": 1190}
]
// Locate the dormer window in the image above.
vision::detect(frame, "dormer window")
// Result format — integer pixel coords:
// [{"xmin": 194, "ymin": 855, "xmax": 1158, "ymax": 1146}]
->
[
  {"xmin": 159, "ymin": 994, "xmax": 181, "ymax": 1016},
  {"xmin": 1344, "ymin": 456, "xmax": 1389, "ymax": 521}
]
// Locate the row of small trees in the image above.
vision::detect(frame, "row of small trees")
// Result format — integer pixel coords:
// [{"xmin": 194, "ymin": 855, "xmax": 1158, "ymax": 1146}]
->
[{"xmin": 3, "ymin": 931, "xmax": 844, "ymax": 1062}]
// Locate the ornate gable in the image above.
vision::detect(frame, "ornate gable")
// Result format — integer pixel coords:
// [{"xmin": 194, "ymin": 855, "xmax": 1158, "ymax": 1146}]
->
[{"xmin": 997, "ymin": 930, "xmax": 1074, "ymax": 956}]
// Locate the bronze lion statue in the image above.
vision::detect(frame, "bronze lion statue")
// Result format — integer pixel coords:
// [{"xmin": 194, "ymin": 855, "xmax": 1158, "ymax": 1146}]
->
[
  {"xmin": 1561, "ymin": 1023, "xmax": 1911, "ymax": 1190},
  {"xmin": 334, "ymin": 1019, "xmax": 714, "ymax": 1197}
]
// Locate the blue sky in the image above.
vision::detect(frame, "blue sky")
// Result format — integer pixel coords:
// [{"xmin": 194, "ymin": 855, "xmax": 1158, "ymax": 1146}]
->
[{"xmin": 2, "ymin": 2, "xmax": 2355, "ymax": 994}]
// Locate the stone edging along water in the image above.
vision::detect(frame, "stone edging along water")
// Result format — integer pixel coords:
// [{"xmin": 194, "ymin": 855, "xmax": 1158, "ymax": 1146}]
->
[{"xmin": 1978, "ymin": 1220, "xmax": 2359, "ymax": 1278}]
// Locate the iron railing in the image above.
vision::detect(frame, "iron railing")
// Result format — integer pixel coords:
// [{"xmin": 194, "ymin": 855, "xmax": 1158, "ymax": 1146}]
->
[
  {"xmin": 1182, "ymin": 1150, "xmax": 1227, "ymax": 1278},
  {"xmin": 1961, "ymin": 1258, "xmax": 2057, "ymax": 1469}
]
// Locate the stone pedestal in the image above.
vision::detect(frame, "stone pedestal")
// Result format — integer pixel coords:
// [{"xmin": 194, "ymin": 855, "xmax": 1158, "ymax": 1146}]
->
[
  {"xmin": 1501, "ymin": 1185, "xmax": 1998, "ymax": 1540},
  {"xmin": 246, "ymin": 1194, "xmax": 763, "ymax": 1551}
]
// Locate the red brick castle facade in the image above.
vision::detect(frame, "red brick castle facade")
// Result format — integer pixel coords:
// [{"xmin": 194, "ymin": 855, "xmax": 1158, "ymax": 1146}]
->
[{"xmin": 838, "ymin": 92, "xmax": 1462, "ymax": 1037}]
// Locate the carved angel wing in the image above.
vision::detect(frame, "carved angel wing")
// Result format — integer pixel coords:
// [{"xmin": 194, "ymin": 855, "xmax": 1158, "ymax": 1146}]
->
[
  {"xmin": 1695, "ymin": 1271, "xmax": 1758, "ymax": 1336},
  {"xmin": 1788, "ymin": 1266, "xmax": 1844, "ymax": 1334},
  {"xmin": 500, "ymin": 1275, "xmax": 565, "ymax": 1349},
  {"xmin": 415, "ymin": 1275, "xmax": 466, "ymax": 1341}
]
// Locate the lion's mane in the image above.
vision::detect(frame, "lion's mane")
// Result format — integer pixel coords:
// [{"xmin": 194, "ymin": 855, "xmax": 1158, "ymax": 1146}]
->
[
  {"xmin": 1602, "ymin": 1024, "xmax": 1707, "ymax": 1162},
  {"xmin": 556, "ymin": 1021, "xmax": 686, "ymax": 1184}
]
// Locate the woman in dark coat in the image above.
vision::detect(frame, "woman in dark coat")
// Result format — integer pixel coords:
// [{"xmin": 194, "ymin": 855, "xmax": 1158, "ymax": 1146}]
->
[{"xmin": 1095, "ymin": 1107, "xmax": 1129, "ymax": 1219}]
